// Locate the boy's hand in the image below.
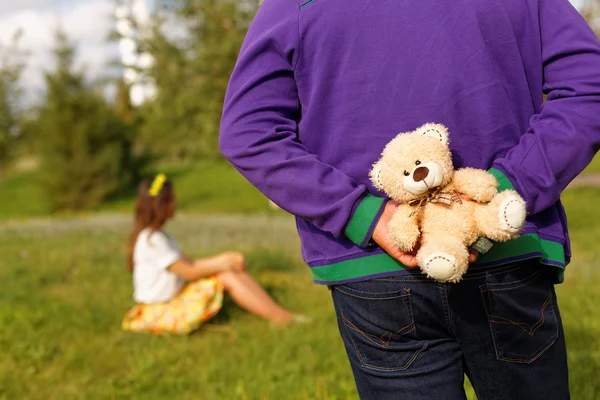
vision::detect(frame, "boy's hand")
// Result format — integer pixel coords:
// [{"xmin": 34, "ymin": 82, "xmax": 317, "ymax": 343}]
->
[
  {"xmin": 372, "ymin": 198, "xmax": 479, "ymax": 265},
  {"xmin": 372, "ymin": 201, "xmax": 420, "ymax": 268},
  {"xmin": 468, "ymin": 248, "xmax": 480, "ymax": 263}
]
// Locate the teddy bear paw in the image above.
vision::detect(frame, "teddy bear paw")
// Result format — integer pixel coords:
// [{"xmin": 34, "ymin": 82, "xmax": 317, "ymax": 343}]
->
[
  {"xmin": 498, "ymin": 196, "xmax": 526, "ymax": 233},
  {"xmin": 423, "ymin": 252, "xmax": 460, "ymax": 282}
]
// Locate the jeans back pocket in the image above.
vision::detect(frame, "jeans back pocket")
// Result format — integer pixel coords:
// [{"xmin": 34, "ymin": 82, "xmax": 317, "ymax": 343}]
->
[
  {"xmin": 480, "ymin": 268, "xmax": 559, "ymax": 364},
  {"xmin": 333, "ymin": 281, "xmax": 428, "ymax": 372}
]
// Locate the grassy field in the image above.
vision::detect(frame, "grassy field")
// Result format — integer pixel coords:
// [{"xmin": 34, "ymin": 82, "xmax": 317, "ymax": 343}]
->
[
  {"xmin": 0, "ymin": 186, "xmax": 599, "ymax": 399},
  {"xmin": 1, "ymin": 159, "xmax": 600, "ymax": 398},
  {"xmin": 2, "ymin": 155, "xmax": 600, "ymax": 222},
  {"xmin": 0, "ymin": 214, "xmax": 349, "ymax": 399},
  {"xmin": 582, "ymin": 154, "xmax": 600, "ymax": 174},
  {"xmin": 0, "ymin": 160, "xmax": 274, "ymax": 221}
]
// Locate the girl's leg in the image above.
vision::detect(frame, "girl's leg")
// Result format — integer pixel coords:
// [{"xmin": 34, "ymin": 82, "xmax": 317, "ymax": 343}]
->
[{"xmin": 216, "ymin": 270, "xmax": 294, "ymax": 324}]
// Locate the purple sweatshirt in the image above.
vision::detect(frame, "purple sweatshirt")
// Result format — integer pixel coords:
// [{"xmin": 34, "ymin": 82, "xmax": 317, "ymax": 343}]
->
[{"xmin": 219, "ymin": 0, "xmax": 600, "ymax": 284}]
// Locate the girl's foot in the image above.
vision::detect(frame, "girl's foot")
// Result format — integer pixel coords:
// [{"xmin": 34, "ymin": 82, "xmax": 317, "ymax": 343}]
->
[
  {"xmin": 271, "ymin": 313, "xmax": 312, "ymax": 325},
  {"xmin": 292, "ymin": 314, "xmax": 313, "ymax": 324}
]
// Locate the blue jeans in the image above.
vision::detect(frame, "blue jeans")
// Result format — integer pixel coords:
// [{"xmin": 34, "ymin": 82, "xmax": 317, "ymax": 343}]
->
[{"xmin": 330, "ymin": 260, "xmax": 569, "ymax": 399}]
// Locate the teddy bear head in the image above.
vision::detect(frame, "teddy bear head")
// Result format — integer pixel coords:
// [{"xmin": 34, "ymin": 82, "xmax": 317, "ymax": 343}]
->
[{"xmin": 370, "ymin": 123, "xmax": 454, "ymax": 203}]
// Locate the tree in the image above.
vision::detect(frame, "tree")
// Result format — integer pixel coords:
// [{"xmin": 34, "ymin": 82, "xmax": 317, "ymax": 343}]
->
[
  {"xmin": 0, "ymin": 31, "xmax": 26, "ymax": 175},
  {"xmin": 138, "ymin": 0, "xmax": 260, "ymax": 160},
  {"xmin": 36, "ymin": 31, "xmax": 139, "ymax": 210},
  {"xmin": 114, "ymin": 79, "xmax": 136, "ymax": 125}
]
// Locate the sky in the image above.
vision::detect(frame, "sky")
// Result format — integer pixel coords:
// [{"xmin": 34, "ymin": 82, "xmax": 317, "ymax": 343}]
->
[
  {"xmin": 0, "ymin": 0, "xmax": 589, "ymax": 104},
  {"xmin": 0, "ymin": 0, "xmax": 125, "ymax": 103}
]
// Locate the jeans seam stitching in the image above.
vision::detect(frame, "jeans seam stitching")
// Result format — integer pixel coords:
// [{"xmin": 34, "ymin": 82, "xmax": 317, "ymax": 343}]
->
[
  {"xmin": 358, "ymin": 342, "xmax": 429, "ymax": 372},
  {"xmin": 438, "ymin": 284, "xmax": 453, "ymax": 333},
  {"xmin": 487, "ymin": 292, "xmax": 552, "ymax": 336},
  {"xmin": 336, "ymin": 287, "xmax": 411, "ymax": 300},
  {"xmin": 374, "ymin": 277, "xmax": 431, "ymax": 282},
  {"xmin": 480, "ymin": 274, "xmax": 560, "ymax": 363},
  {"xmin": 462, "ymin": 264, "xmax": 524, "ymax": 280},
  {"xmin": 337, "ymin": 289, "xmax": 426, "ymax": 372},
  {"xmin": 480, "ymin": 270, "xmax": 542, "ymax": 292},
  {"xmin": 402, "ymin": 291, "xmax": 417, "ymax": 337},
  {"xmin": 342, "ymin": 314, "xmax": 393, "ymax": 349}
]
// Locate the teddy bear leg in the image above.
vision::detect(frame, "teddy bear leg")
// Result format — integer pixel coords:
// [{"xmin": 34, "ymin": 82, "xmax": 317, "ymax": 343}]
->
[
  {"xmin": 417, "ymin": 237, "xmax": 470, "ymax": 283},
  {"xmin": 474, "ymin": 190, "xmax": 527, "ymax": 242}
]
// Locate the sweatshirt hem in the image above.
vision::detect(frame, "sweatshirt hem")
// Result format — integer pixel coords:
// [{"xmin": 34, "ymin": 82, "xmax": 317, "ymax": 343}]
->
[{"xmin": 310, "ymin": 233, "xmax": 566, "ymax": 284}]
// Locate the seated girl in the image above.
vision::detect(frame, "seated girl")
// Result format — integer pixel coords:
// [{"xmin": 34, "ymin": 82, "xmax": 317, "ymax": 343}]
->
[{"xmin": 122, "ymin": 174, "xmax": 306, "ymax": 334}]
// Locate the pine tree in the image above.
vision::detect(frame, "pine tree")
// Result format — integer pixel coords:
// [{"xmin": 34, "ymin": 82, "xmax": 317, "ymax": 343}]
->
[
  {"xmin": 113, "ymin": 77, "xmax": 150, "ymax": 177},
  {"xmin": 114, "ymin": 79, "xmax": 136, "ymax": 125},
  {"xmin": 36, "ymin": 31, "xmax": 138, "ymax": 210}
]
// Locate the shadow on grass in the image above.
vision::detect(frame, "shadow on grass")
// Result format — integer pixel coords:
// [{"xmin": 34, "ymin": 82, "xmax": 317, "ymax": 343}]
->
[{"xmin": 205, "ymin": 296, "xmax": 236, "ymax": 326}]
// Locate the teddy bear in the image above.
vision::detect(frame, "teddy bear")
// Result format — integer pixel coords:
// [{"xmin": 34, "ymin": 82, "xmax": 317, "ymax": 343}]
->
[{"xmin": 369, "ymin": 123, "xmax": 527, "ymax": 282}]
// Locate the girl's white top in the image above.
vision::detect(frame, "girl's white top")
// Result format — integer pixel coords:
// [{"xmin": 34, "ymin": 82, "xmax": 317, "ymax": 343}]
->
[{"xmin": 133, "ymin": 228, "xmax": 185, "ymax": 303}]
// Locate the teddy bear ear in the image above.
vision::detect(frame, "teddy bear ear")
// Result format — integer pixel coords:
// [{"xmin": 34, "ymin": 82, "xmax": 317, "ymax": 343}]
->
[
  {"xmin": 370, "ymin": 162, "xmax": 384, "ymax": 190},
  {"xmin": 414, "ymin": 123, "xmax": 449, "ymax": 146}
]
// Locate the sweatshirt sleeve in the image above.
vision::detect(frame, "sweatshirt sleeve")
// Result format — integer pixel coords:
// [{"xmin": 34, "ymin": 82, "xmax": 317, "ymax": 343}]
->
[
  {"xmin": 491, "ymin": 0, "xmax": 600, "ymax": 214},
  {"xmin": 219, "ymin": 0, "xmax": 382, "ymax": 246}
]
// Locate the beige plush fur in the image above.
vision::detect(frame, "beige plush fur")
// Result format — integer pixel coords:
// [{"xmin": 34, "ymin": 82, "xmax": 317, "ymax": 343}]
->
[{"xmin": 370, "ymin": 123, "xmax": 527, "ymax": 282}]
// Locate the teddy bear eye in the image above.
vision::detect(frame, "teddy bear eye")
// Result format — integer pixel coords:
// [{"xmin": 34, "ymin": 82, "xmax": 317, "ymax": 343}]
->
[
  {"xmin": 415, "ymin": 160, "xmax": 421, "ymax": 166},
  {"xmin": 403, "ymin": 171, "xmax": 410, "ymax": 176}
]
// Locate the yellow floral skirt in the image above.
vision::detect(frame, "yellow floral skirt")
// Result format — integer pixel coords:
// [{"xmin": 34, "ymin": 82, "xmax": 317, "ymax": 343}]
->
[{"xmin": 122, "ymin": 277, "xmax": 224, "ymax": 335}]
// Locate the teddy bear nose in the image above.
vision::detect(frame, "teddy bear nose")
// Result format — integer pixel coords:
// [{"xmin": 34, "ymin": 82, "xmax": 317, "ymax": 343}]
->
[{"xmin": 413, "ymin": 166, "xmax": 429, "ymax": 182}]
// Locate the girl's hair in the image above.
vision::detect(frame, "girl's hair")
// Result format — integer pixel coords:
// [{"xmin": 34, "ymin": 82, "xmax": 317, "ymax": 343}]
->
[{"xmin": 127, "ymin": 175, "xmax": 174, "ymax": 272}]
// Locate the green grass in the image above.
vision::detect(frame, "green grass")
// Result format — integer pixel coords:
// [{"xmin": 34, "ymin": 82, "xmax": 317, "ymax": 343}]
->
[
  {"xmin": 0, "ymin": 188, "xmax": 599, "ymax": 399},
  {"xmin": 0, "ymin": 169, "xmax": 48, "ymax": 220},
  {"xmin": 0, "ymin": 157, "xmax": 599, "ymax": 398},
  {"xmin": 101, "ymin": 160, "xmax": 274, "ymax": 215},
  {"xmin": 0, "ymin": 215, "xmax": 356, "ymax": 399},
  {"xmin": 0, "ymin": 160, "xmax": 276, "ymax": 221},
  {"xmin": 582, "ymin": 155, "xmax": 600, "ymax": 174},
  {"xmin": 2, "ymin": 154, "xmax": 600, "ymax": 222},
  {"xmin": 555, "ymin": 188, "xmax": 600, "ymax": 399}
]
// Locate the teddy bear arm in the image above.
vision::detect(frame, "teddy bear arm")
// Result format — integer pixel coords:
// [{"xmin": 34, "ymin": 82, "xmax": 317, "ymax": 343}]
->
[
  {"xmin": 388, "ymin": 205, "xmax": 421, "ymax": 251},
  {"xmin": 450, "ymin": 168, "xmax": 498, "ymax": 203}
]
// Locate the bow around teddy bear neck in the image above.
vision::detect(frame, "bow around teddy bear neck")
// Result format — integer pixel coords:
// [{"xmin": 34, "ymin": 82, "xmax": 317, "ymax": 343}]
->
[{"xmin": 408, "ymin": 189, "xmax": 462, "ymax": 217}]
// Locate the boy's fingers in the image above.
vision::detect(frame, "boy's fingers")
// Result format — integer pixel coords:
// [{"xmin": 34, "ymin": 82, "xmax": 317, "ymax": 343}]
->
[
  {"xmin": 385, "ymin": 245, "xmax": 419, "ymax": 268},
  {"xmin": 397, "ymin": 253, "xmax": 419, "ymax": 268},
  {"xmin": 468, "ymin": 248, "xmax": 480, "ymax": 263}
]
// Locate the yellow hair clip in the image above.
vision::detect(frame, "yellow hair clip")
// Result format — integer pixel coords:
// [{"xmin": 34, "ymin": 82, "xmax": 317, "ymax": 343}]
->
[{"xmin": 149, "ymin": 173, "xmax": 167, "ymax": 197}]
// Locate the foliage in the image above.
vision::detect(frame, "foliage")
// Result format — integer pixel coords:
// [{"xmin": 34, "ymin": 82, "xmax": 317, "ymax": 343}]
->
[
  {"xmin": 0, "ymin": 30, "xmax": 27, "ymax": 173},
  {"xmin": 35, "ymin": 31, "xmax": 140, "ymax": 211},
  {"xmin": 0, "ymin": 160, "xmax": 274, "ymax": 221},
  {"xmin": 138, "ymin": 0, "xmax": 259, "ymax": 160}
]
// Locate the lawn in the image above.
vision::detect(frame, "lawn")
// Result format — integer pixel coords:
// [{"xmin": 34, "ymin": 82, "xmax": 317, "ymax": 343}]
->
[
  {"xmin": 581, "ymin": 154, "xmax": 600, "ymax": 174},
  {"xmin": 2, "ymin": 154, "xmax": 600, "ymax": 222},
  {"xmin": 1, "ymin": 157, "xmax": 600, "ymax": 398},
  {"xmin": 0, "ymin": 214, "xmax": 353, "ymax": 399},
  {"xmin": 0, "ymin": 160, "xmax": 275, "ymax": 221},
  {"xmin": 0, "ymin": 186, "xmax": 599, "ymax": 399}
]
